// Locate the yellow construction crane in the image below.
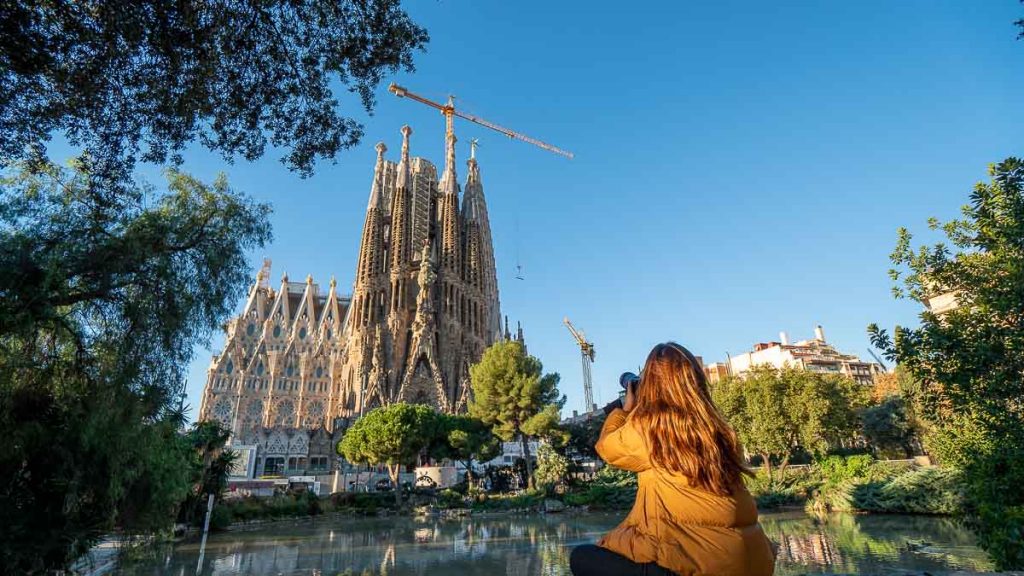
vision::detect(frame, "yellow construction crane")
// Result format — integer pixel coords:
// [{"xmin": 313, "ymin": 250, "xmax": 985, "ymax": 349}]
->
[
  {"xmin": 388, "ymin": 83, "xmax": 574, "ymax": 159},
  {"xmin": 563, "ymin": 317, "xmax": 596, "ymax": 413}
]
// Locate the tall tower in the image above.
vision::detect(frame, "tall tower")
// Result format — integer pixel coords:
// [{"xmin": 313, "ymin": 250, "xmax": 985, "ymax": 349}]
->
[{"xmin": 339, "ymin": 124, "xmax": 502, "ymax": 415}]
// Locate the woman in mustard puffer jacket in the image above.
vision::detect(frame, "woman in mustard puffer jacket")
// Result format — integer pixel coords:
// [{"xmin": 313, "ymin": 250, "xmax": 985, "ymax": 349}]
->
[{"xmin": 570, "ymin": 342, "xmax": 776, "ymax": 576}]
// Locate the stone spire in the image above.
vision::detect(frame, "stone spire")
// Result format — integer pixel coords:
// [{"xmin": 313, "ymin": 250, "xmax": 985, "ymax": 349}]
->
[
  {"xmin": 461, "ymin": 151, "xmax": 501, "ymax": 338},
  {"xmin": 352, "ymin": 142, "xmax": 389, "ymax": 328},
  {"xmin": 437, "ymin": 106, "xmax": 461, "ymax": 274},
  {"xmin": 390, "ymin": 126, "xmax": 413, "ymax": 272}
]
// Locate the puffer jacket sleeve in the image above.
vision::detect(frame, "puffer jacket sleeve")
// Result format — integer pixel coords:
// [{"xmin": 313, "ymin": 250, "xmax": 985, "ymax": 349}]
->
[{"xmin": 595, "ymin": 408, "xmax": 652, "ymax": 472}]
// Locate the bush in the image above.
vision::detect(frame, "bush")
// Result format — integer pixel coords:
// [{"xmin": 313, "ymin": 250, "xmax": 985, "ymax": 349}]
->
[
  {"xmin": 559, "ymin": 466, "xmax": 638, "ymax": 510},
  {"xmin": 852, "ymin": 468, "xmax": 965, "ymax": 515},
  {"xmin": 471, "ymin": 488, "xmax": 545, "ymax": 511},
  {"xmin": 436, "ymin": 489, "xmax": 466, "ymax": 509},
  {"xmin": 745, "ymin": 467, "xmax": 819, "ymax": 510},
  {"xmin": 808, "ymin": 456, "xmax": 964, "ymax": 515}
]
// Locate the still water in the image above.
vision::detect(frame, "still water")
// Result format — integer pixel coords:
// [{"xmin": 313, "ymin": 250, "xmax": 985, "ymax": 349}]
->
[{"xmin": 116, "ymin": 511, "xmax": 994, "ymax": 575}]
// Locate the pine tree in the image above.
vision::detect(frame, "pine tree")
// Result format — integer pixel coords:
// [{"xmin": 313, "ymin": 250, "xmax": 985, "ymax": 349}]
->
[{"xmin": 468, "ymin": 341, "xmax": 563, "ymax": 489}]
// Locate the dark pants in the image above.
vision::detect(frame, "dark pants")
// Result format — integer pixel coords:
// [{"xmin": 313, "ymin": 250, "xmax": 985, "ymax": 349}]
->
[{"xmin": 569, "ymin": 544, "xmax": 676, "ymax": 576}]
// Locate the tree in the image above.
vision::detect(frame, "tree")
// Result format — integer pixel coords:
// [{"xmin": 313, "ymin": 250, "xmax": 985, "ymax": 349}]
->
[
  {"xmin": 0, "ymin": 158, "xmax": 270, "ymax": 572},
  {"xmin": 712, "ymin": 366, "xmax": 866, "ymax": 482},
  {"xmin": 337, "ymin": 403, "xmax": 439, "ymax": 506},
  {"xmin": 861, "ymin": 397, "xmax": 916, "ymax": 458},
  {"xmin": 869, "ymin": 157, "xmax": 1024, "ymax": 569},
  {"xmin": 534, "ymin": 443, "xmax": 570, "ymax": 492},
  {"xmin": 0, "ymin": 1, "xmax": 429, "ymax": 178},
  {"xmin": 443, "ymin": 414, "xmax": 501, "ymax": 485},
  {"xmin": 562, "ymin": 414, "xmax": 605, "ymax": 477},
  {"xmin": 177, "ymin": 421, "xmax": 238, "ymax": 527},
  {"xmin": 468, "ymin": 341, "xmax": 564, "ymax": 490}
]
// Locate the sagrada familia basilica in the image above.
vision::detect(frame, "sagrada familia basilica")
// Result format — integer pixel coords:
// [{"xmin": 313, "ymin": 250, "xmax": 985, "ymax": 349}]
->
[{"xmin": 198, "ymin": 124, "xmax": 520, "ymax": 475}]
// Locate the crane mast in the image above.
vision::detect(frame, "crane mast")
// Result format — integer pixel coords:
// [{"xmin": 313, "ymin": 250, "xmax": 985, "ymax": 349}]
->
[
  {"xmin": 564, "ymin": 317, "xmax": 596, "ymax": 413},
  {"xmin": 388, "ymin": 83, "xmax": 574, "ymax": 159}
]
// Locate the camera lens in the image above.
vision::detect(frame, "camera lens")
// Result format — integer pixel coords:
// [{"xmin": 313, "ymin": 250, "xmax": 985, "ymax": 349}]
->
[{"xmin": 619, "ymin": 372, "xmax": 640, "ymax": 390}]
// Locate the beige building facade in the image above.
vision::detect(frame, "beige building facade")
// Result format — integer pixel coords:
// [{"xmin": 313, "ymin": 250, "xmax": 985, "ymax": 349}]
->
[{"xmin": 713, "ymin": 325, "xmax": 883, "ymax": 386}]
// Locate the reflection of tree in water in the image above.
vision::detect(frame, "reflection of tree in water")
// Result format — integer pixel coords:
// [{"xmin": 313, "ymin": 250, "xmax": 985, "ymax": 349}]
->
[
  {"xmin": 761, "ymin": 512, "xmax": 993, "ymax": 575},
  {"xmin": 117, "ymin": 512, "xmax": 993, "ymax": 576}
]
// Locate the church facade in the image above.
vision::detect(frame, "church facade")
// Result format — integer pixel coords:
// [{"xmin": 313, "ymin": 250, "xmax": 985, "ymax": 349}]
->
[{"xmin": 197, "ymin": 125, "xmax": 508, "ymax": 474}]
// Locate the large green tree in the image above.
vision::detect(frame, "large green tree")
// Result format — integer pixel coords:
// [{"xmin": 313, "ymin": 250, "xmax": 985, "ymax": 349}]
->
[
  {"xmin": 712, "ymin": 366, "xmax": 866, "ymax": 481},
  {"xmin": 869, "ymin": 158, "xmax": 1024, "ymax": 569},
  {"xmin": 0, "ymin": 1, "xmax": 428, "ymax": 177},
  {"xmin": 337, "ymin": 403, "xmax": 439, "ymax": 506},
  {"xmin": 0, "ymin": 158, "xmax": 270, "ymax": 572},
  {"xmin": 468, "ymin": 341, "xmax": 564, "ymax": 489}
]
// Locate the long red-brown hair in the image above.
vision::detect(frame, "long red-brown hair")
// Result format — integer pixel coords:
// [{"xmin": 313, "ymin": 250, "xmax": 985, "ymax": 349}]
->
[{"xmin": 631, "ymin": 342, "xmax": 752, "ymax": 495}]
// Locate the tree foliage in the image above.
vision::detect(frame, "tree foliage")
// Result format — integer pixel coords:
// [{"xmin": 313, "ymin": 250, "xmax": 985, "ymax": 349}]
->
[
  {"xmin": 468, "ymin": 341, "xmax": 564, "ymax": 489},
  {"xmin": 337, "ymin": 403, "xmax": 438, "ymax": 505},
  {"xmin": 563, "ymin": 414, "xmax": 605, "ymax": 464},
  {"xmin": 869, "ymin": 157, "xmax": 1024, "ymax": 569},
  {"xmin": 712, "ymin": 366, "xmax": 867, "ymax": 480},
  {"xmin": 0, "ymin": 158, "xmax": 270, "ymax": 572},
  {"xmin": 534, "ymin": 443, "xmax": 570, "ymax": 492},
  {"xmin": 443, "ymin": 414, "xmax": 501, "ymax": 479},
  {"xmin": 861, "ymin": 396, "xmax": 916, "ymax": 459},
  {"xmin": 0, "ymin": 0, "xmax": 429, "ymax": 177},
  {"xmin": 177, "ymin": 420, "xmax": 238, "ymax": 527}
]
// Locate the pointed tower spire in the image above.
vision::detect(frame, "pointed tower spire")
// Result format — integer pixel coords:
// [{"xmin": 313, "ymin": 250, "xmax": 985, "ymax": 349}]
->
[
  {"xmin": 391, "ymin": 126, "xmax": 413, "ymax": 271},
  {"xmin": 437, "ymin": 100, "xmax": 461, "ymax": 273},
  {"xmin": 353, "ymin": 142, "xmax": 390, "ymax": 327},
  {"xmin": 366, "ymin": 142, "xmax": 388, "ymax": 209}
]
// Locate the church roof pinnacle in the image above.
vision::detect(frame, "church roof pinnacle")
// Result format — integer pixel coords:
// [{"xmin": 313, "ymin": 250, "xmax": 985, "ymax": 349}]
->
[{"xmin": 367, "ymin": 142, "xmax": 388, "ymax": 210}]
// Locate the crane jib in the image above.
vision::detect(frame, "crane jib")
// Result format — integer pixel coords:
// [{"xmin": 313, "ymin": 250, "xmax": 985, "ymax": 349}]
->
[{"xmin": 388, "ymin": 82, "xmax": 573, "ymax": 159}]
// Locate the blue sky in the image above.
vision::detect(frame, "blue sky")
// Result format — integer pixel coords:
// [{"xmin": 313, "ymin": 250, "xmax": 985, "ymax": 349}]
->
[{"xmin": 65, "ymin": 1, "xmax": 1024, "ymax": 418}]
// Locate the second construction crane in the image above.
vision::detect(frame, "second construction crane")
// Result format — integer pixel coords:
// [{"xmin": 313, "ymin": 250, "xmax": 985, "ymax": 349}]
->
[{"xmin": 564, "ymin": 317, "xmax": 596, "ymax": 414}]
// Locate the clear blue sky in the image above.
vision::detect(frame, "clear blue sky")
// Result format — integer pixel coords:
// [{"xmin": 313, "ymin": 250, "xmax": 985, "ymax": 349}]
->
[{"xmin": 91, "ymin": 1, "xmax": 1023, "ymax": 418}]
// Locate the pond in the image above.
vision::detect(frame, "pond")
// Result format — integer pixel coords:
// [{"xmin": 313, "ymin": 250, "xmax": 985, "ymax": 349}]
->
[{"xmin": 115, "ymin": 511, "xmax": 994, "ymax": 575}]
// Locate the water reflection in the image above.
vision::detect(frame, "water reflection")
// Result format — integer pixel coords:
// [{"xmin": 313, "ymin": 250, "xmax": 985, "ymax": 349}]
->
[{"xmin": 116, "ymin": 512, "xmax": 993, "ymax": 576}]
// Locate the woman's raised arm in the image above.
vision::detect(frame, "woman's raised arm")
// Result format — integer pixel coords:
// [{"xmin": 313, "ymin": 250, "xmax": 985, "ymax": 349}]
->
[{"xmin": 595, "ymin": 408, "xmax": 652, "ymax": 473}]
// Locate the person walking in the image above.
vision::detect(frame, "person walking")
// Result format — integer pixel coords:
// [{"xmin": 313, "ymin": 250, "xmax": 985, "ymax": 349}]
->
[{"xmin": 570, "ymin": 342, "xmax": 776, "ymax": 576}]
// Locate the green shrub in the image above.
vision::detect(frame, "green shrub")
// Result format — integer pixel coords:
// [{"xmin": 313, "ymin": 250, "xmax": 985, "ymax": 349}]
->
[
  {"xmin": 818, "ymin": 455, "xmax": 874, "ymax": 485},
  {"xmin": 436, "ymin": 489, "xmax": 466, "ymax": 509},
  {"xmin": 745, "ymin": 467, "xmax": 820, "ymax": 510},
  {"xmin": 852, "ymin": 467, "xmax": 965, "ymax": 515}
]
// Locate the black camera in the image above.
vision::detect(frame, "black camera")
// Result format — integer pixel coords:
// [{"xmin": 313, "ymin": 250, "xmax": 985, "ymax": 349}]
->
[
  {"xmin": 619, "ymin": 371, "xmax": 640, "ymax": 390},
  {"xmin": 602, "ymin": 372, "xmax": 640, "ymax": 415}
]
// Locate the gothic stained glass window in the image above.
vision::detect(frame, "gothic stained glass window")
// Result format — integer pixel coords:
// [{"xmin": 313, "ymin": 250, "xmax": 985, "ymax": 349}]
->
[
  {"xmin": 304, "ymin": 401, "xmax": 325, "ymax": 427},
  {"xmin": 273, "ymin": 325, "xmax": 281, "ymax": 338},
  {"xmin": 245, "ymin": 400, "xmax": 263, "ymax": 423},
  {"xmin": 299, "ymin": 327, "xmax": 307, "ymax": 340},
  {"xmin": 247, "ymin": 323, "xmax": 255, "ymax": 336},
  {"xmin": 212, "ymin": 399, "xmax": 233, "ymax": 428},
  {"xmin": 274, "ymin": 399, "xmax": 295, "ymax": 426},
  {"xmin": 225, "ymin": 360, "xmax": 234, "ymax": 374}
]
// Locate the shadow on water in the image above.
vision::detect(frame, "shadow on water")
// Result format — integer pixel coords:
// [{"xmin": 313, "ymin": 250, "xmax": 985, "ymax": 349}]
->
[{"xmin": 115, "ymin": 511, "xmax": 993, "ymax": 576}]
